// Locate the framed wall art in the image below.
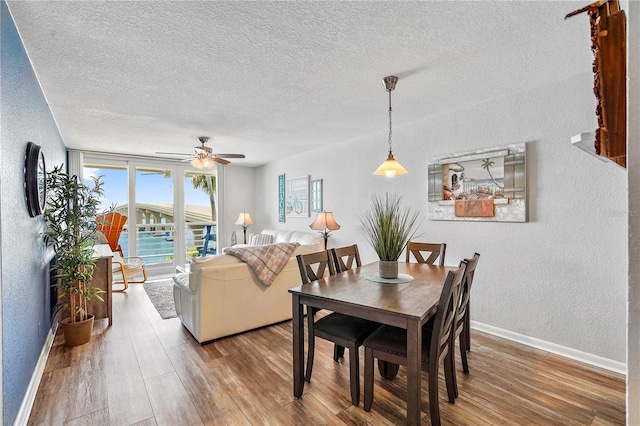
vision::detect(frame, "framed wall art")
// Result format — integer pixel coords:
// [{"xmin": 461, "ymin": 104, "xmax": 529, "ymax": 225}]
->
[
  {"xmin": 311, "ymin": 179, "xmax": 323, "ymax": 213},
  {"xmin": 278, "ymin": 174, "xmax": 286, "ymax": 223},
  {"xmin": 286, "ymin": 175, "xmax": 310, "ymax": 218},
  {"xmin": 427, "ymin": 143, "xmax": 527, "ymax": 222}
]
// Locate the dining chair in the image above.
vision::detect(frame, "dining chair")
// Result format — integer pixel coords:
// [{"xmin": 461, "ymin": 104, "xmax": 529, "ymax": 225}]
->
[
  {"xmin": 330, "ymin": 244, "xmax": 368, "ymax": 359},
  {"xmin": 405, "ymin": 241, "xmax": 447, "ymax": 266},
  {"xmin": 296, "ymin": 250, "xmax": 380, "ymax": 406},
  {"xmin": 331, "ymin": 244, "xmax": 362, "ymax": 273},
  {"xmin": 362, "ymin": 261, "xmax": 467, "ymax": 426},
  {"xmin": 449, "ymin": 252, "xmax": 480, "ymax": 398}
]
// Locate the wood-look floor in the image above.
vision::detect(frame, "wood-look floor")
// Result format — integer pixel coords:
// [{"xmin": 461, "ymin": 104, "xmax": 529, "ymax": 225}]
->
[{"xmin": 29, "ymin": 279, "xmax": 626, "ymax": 425}]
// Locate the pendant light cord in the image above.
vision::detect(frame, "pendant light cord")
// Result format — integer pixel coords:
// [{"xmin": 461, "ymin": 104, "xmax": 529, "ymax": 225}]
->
[{"xmin": 388, "ymin": 89, "xmax": 393, "ymax": 155}]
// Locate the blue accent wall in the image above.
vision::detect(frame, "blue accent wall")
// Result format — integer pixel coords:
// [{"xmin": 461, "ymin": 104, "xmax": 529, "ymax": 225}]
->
[{"xmin": 1, "ymin": 1, "xmax": 67, "ymax": 423}]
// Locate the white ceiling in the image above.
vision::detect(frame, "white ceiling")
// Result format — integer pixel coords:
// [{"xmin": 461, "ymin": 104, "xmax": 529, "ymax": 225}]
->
[{"xmin": 7, "ymin": 1, "xmax": 592, "ymax": 167}]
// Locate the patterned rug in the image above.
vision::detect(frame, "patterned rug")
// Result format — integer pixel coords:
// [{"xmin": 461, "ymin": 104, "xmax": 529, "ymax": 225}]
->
[{"xmin": 143, "ymin": 279, "xmax": 177, "ymax": 319}]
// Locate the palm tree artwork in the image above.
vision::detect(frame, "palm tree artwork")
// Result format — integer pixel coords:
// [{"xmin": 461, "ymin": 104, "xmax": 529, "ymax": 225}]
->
[{"xmin": 480, "ymin": 158, "xmax": 504, "ymax": 189}]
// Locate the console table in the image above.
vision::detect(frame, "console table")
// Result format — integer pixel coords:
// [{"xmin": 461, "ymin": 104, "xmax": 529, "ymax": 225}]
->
[{"xmin": 89, "ymin": 245, "xmax": 113, "ymax": 325}]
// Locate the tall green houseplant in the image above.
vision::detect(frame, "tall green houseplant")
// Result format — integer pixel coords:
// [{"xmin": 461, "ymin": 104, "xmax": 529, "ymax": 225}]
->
[
  {"xmin": 44, "ymin": 165, "xmax": 107, "ymax": 344},
  {"xmin": 359, "ymin": 192, "xmax": 422, "ymax": 278}
]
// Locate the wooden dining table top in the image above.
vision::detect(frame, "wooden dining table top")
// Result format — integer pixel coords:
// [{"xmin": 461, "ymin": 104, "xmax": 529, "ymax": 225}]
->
[{"xmin": 289, "ymin": 261, "xmax": 456, "ymax": 328}]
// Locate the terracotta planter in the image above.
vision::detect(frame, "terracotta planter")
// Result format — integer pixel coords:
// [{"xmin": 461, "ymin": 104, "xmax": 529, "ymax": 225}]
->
[
  {"xmin": 379, "ymin": 260, "xmax": 399, "ymax": 279},
  {"xmin": 61, "ymin": 315, "xmax": 94, "ymax": 346}
]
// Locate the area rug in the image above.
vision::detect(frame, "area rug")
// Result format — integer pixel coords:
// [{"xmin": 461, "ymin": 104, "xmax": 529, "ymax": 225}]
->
[{"xmin": 143, "ymin": 279, "xmax": 177, "ymax": 319}]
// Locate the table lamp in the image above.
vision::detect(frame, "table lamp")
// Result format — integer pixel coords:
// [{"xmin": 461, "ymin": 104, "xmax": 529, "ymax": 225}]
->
[
  {"xmin": 309, "ymin": 211, "xmax": 341, "ymax": 250},
  {"xmin": 235, "ymin": 211, "xmax": 254, "ymax": 244}
]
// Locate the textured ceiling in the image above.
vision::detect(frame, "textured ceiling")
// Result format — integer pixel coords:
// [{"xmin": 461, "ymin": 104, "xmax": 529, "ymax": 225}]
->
[{"xmin": 7, "ymin": 1, "xmax": 592, "ymax": 167}]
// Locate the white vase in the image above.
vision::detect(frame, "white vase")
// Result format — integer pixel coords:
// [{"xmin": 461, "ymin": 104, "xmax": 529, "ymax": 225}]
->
[{"xmin": 379, "ymin": 260, "xmax": 398, "ymax": 279}]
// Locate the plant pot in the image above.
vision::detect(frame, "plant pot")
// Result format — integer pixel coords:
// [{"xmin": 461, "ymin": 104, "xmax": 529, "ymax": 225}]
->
[
  {"xmin": 379, "ymin": 260, "xmax": 399, "ymax": 279},
  {"xmin": 61, "ymin": 315, "xmax": 94, "ymax": 346}
]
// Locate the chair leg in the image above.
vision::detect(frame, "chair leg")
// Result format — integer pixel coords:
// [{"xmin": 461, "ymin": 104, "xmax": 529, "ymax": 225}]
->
[
  {"xmin": 465, "ymin": 309, "xmax": 471, "ymax": 352},
  {"xmin": 429, "ymin": 365, "xmax": 442, "ymax": 426},
  {"xmin": 444, "ymin": 349, "xmax": 457, "ymax": 403},
  {"xmin": 304, "ymin": 311, "xmax": 316, "ymax": 382},
  {"xmin": 334, "ymin": 344, "xmax": 345, "ymax": 361},
  {"xmin": 113, "ymin": 272, "xmax": 129, "ymax": 292},
  {"xmin": 377, "ymin": 360, "xmax": 399, "ymax": 380},
  {"xmin": 348, "ymin": 345, "xmax": 360, "ymax": 406},
  {"xmin": 461, "ymin": 336, "xmax": 470, "ymax": 374},
  {"xmin": 363, "ymin": 347, "xmax": 374, "ymax": 412},
  {"xmin": 125, "ymin": 267, "xmax": 147, "ymax": 284}
]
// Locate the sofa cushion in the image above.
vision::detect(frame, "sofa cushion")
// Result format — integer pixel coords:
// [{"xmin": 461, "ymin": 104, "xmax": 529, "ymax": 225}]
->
[
  {"xmin": 273, "ymin": 231, "xmax": 294, "ymax": 243},
  {"xmin": 173, "ymin": 272, "xmax": 190, "ymax": 290},
  {"xmin": 261, "ymin": 229, "xmax": 322, "ymax": 247},
  {"xmin": 248, "ymin": 233, "xmax": 274, "ymax": 246},
  {"xmin": 290, "ymin": 231, "xmax": 321, "ymax": 245}
]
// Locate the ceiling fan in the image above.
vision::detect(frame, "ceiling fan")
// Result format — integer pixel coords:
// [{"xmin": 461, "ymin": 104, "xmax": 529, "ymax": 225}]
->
[{"xmin": 156, "ymin": 136, "xmax": 245, "ymax": 169}]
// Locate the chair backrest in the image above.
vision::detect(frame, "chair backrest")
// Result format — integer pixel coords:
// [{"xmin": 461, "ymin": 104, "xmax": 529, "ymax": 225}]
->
[
  {"xmin": 431, "ymin": 261, "xmax": 466, "ymax": 365},
  {"xmin": 97, "ymin": 212, "xmax": 127, "ymax": 255},
  {"xmin": 296, "ymin": 250, "xmax": 336, "ymax": 284},
  {"xmin": 331, "ymin": 244, "xmax": 362, "ymax": 273},
  {"xmin": 406, "ymin": 241, "xmax": 446, "ymax": 266},
  {"xmin": 455, "ymin": 253, "xmax": 480, "ymax": 335}
]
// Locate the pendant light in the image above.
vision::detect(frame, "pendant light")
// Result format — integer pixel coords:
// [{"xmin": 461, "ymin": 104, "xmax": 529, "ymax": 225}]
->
[{"xmin": 373, "ymin": 75, "xmax": 408, "ymax": 177}]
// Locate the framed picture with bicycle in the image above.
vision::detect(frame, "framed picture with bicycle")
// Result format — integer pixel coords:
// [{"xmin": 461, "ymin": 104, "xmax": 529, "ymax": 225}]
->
[
  {"xmin": 285, "ymin": 175, "xmax": 310, "ymax": 218},
  {"xmin": 278, "ymin": 174, "xmax": 286, "ymax": 222}
]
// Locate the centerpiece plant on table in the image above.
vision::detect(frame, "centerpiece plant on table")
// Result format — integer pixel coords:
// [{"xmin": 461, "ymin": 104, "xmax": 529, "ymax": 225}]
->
[
  {"xmin": 359, "ymin": 192, "xmax": 423, "ymax": 279},
  {"xmin": 44, "ymin": 165, "xmax": 109, "ymax": 346}
]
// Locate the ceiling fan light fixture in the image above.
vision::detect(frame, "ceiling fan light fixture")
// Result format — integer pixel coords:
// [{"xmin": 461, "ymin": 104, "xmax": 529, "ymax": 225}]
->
[
  {"xmin": 373, "ymin": 75, "xmax": 408, "ymax": 177},
  {"xmin": 201, "ymin": 156, "xmax": 214, "ymax": 169},
  {"xmin": 190, "ymin": 157, "xmax": 204, "ymax": 169}
]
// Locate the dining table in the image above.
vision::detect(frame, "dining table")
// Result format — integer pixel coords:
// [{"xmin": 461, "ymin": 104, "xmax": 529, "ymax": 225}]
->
[{"xmin": 289, "ymin": 261, "xmax": 455, "ymax": 426}]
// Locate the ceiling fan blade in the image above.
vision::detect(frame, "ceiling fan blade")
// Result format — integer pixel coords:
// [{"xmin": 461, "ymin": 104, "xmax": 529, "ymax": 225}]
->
[
  {"xmin": 156, "ymin": 151, "xmax": 191, "ymax": 156},
  {"xmin": 212, "ymin": 154, "xmax": 245, "ymax": 159},
  {"xmin": 211, "ymin": 157, "xmax": 230, "ymax": 165}
]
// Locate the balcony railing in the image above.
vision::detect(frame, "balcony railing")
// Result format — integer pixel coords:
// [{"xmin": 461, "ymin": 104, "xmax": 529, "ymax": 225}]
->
[{"xmin": 118, "ymin": 222, "xmax": 216, "ymax": 265}]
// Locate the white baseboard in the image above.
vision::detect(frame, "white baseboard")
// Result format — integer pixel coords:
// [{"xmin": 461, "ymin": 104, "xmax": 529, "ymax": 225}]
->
[
  {"xmin": 471, "ymin": 320, "xmax": 626, "ymax": 375},
  {"xmin": 14, "ymin": 315, "xmax": 58, "ymax": 426}
]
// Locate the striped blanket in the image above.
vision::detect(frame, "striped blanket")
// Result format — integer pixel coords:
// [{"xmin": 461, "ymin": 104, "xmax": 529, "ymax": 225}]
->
[{"xmin": 225, "ymin": 242, "xmax": 300, "ymax": 286}]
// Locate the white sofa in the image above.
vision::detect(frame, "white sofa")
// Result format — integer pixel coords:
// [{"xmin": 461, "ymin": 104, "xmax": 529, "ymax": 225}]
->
[{"xmin": 173, "ymin": 229, "xmax": 322, "ymax": 343}]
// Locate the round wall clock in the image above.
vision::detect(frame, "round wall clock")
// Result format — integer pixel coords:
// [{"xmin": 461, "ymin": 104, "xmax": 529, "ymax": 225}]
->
[{"xmin": 25, "ymin": 141, "xmax": 46, "ymax": 217}]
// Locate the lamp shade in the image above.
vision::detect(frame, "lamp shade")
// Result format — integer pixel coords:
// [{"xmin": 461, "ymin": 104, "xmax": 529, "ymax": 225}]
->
[
  {"xmin": 373, "ymin": 152, "xmax": 408, "ymax": 177},
  {"xmin": 310, "ymin": 211, "xmax": 341, "ymax": 231},
  {"xmin": 235, "ymin": 211, "xmax": 254, "ymax": 226},
  {"xmin": 190, "ymin": 157, "xmax": 204, "ymax": 169}
]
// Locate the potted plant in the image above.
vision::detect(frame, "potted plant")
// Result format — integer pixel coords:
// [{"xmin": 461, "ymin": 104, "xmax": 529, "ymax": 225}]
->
[
  {"xmin": 44, "ymin": 165, "xmax": 108, "ymax": 346},
  {"xmin": 359, "ymin": 192, "xmax": 422, "ymax": 279}
]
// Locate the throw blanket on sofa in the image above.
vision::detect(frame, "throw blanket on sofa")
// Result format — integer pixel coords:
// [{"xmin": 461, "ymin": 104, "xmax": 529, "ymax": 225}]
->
[{"xmin": 225, "ymin": 242, "xmax": 300, "ymax": 286}]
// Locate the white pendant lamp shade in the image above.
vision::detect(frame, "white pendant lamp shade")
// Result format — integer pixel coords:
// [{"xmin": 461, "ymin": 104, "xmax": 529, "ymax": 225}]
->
[{"xmin": 373, "ymin": 152, "xmax": 408, "ymax": 177}]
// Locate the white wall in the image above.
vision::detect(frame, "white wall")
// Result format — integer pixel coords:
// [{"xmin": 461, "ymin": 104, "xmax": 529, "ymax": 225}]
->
[
  {"xmin": 255, "ymin": 72, "xmax": 628, "ymax": 363},
  {"xmin": 221, "ymin": 165, "xmax": 255, "ymax": 246}
]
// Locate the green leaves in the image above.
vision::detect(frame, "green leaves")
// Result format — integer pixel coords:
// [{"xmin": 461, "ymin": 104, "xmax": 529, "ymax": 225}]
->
[
  {"xmin": 359, "ymin": 193, "xmax": 423, "ymax": 261},
  {"xmin": 44, "ymin": 165, "xmax": 109, "ymax": 322}
]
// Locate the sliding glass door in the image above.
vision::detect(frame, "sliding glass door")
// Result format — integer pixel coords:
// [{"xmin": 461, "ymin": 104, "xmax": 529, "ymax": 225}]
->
[
  {"xmin": 83, "ymin": 156, "xmax": 218, "ymax": 275},
  {"xmin": 184, "ymin": 171, "xmax": 217, "ymax": 260},
  {"xmin": 134, "ymin": 166, "xmax": 175, "ymax": 268}
]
